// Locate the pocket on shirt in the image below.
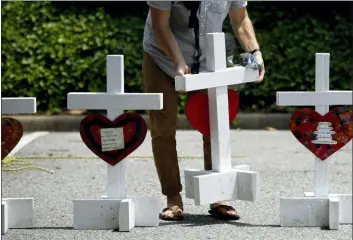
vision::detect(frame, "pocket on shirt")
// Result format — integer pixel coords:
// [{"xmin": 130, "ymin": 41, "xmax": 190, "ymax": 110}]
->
[{"xmin": 208, "ymin": 1, "xmax": 229, "ymax": 14}]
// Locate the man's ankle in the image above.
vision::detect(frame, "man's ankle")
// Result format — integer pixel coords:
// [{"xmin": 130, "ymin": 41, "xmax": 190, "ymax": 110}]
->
[
  {"xmin": 167, "ymin": 193, "xmax": 181, "ymax": 200},
  {"xmin": 167, "ymin": 194, "xmax": 183, "ymax": 208}
]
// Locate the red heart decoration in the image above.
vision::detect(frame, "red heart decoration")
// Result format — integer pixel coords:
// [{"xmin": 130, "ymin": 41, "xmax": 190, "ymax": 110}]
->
[
  {"xmin": 1, "ymin": 118, "xmax": 24, "ymax": 160},
  {"xmin": 80, "ymin": 113, "xmax": 147, "ymax": 166},
  {"xmin": 289, "ymin": 106, "xmax": 353, "ymax": 160},
  {"xmin": 185, "ymin": 89, "xmax": 239, "ymax": 136}
]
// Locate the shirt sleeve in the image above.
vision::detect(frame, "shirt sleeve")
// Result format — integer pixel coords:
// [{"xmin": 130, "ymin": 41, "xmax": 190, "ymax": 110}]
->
[
  {"xmin": 147, "ymin": 1, "xmax": 173, "ymax": 10},
  {"xmin": 230, "ymin": 1, "xmax": 248, "ymax": 8}
]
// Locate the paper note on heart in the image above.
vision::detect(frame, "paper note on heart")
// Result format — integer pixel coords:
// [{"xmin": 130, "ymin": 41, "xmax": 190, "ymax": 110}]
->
[
  {"xmin": 185, "ymin": 89, "xmax": 239, "ymax": 136},
  {"xmin": 1, "ymin": 118, "xmax": 24, "ymax": 160},
  {"xmin": 289, "ymin": 106, "xmax": 353, "ymax": 160},
  {"xmin": 80, "ymin": 113, "xmax": 147, "ymax": 166}
]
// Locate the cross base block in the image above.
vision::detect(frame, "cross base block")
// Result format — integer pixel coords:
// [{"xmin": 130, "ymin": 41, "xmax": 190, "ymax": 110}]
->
[
  {"xmin": 184, "ymin": 165, "xmax": 260, "ymax": 205},
  {"xmin": 73, "ymin": 196, "xmax": 160, "ymax": 231},
  {"xmin": 304, "ymin": 192, "xmax": 352, "ymax": 224},
  {"xmin": 280, "ymin": 192, "xmax": 352, "ymax": 230},
  {"xmin": 1, "ymin": 198, "xmax": 34, "ymax": 235}
]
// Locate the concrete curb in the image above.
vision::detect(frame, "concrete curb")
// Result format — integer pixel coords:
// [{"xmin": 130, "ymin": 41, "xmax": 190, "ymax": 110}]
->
[{"xmin": 5, "ymin": 114, "xmax": 292, "ymax": 131}]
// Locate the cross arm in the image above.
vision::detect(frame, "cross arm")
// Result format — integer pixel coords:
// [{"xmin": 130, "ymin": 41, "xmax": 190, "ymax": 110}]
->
[
  {"xmin": 67, "ymin": 93, "xmax": 163, "ymax": 110},
  {"xmin": 276, "ymin": 91, "xmax": 353, "ymax": 106},
  {"xmin": 1, "ymin": 97, "xmax": 37, "ymax": 114},
  {"xmin": 175, "ymin": 66, "xmax": 258, "ymax": 92}
]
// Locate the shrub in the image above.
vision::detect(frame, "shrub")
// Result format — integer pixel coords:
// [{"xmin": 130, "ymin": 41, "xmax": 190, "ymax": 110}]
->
[
  {"xmin": 223, "ymin": 3, "xmax": 353, "ymax": 112},
  {"xmin": 2, "ymin": 1, "xmax": 147, "ymax": 114}
]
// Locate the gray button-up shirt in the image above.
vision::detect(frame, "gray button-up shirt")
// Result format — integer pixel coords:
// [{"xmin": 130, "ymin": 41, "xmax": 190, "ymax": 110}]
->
[{"xmin": 143, "ymin": 1, "xmax": 248, "ymax": 78}]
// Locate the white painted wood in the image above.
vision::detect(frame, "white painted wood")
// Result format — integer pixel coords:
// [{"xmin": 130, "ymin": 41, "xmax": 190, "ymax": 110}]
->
[
  {"xmin": 304, "ymin": 192, "xmax": 315, "ymax": 197},
  {"xmin": 329, "ymin": 197, "xmax": 340, "ymax": 230},
  {"xmin": 73, "ymin": 197, "xmax": 160, "ymax": 230},
  {"xmin": 235, "ymin": 169, "xmax": 260, "ymax": 202},
  {"xmin": 305, "ymin": 192, "xmax": 352, "ymax": 224},
  {"xmin": 277, "ymin": 53, "xmax": 352, "ymax": 229},
  {"xmin": 131, "ymin": 197, "xmax": 160, "ymax": 227},
  {"xmin": 184, "ymin": 170, "xmax": 214, "ymax": 199},
  {"xmin": 330, "ymin": 194, "xmax": 352, "ymax": 224},
  {"xmin": 206, "ymin": 32, "xmax": 227, "ymax": 72},
  {"xmin": 176, "ymin": 32, "xmax": 259, "ymax": 205},
  {"xmin": 193, "ymin": 171, "xmax": 236, "ymax": 205},
  {"xmin": 67, "ymin": 55, "xmax": 163, "ymax": 200},
  {"xmin": 8, "ymin": 132, "xmax": 49, "ymax": 157},
  {"xmin": 280, "ymin": 197, "xmax": 329, "ymax": 227},
  {"xmin": 100, "ymin": 195, "xmax": 160, "ymax": 226},
  {"xmin": 233, "ymin": 165, "xmax": 250, "ymax": 171},
  {"xmin": 1, "ymin": 97, "xmax": 36, "ymax": 115},
  {"xmin": 107, "ymin": 55, "xmax": 125, "ymax": 93},
  {"xmin": 175, "ymin": 32, "xmax": 258, "ymax": 92},
  {"xmin": 1, "ymin": 202, "xmax": 8, "ymax": 235},
  {"xmin": 68, "ymin": 55, "xmax": 163, "ymax": 230},
  {"xmin": 276, "ymin": 91, "xmax": 352, "ymax": 106},
  {"xmin": 314, "ymin": 53, "xmax": 330, "ymax": 197},
  {"xmin": 175, "ymin": 67, "xmax": 258, "ymax": 92},
  {"xmin": 277, "ymin": 53, "xmax": 352, "ymax": 197},
  {"xmin": 2, "ymin": 198, "xmax": 34, "ymax": 229},
  {"xmin": 185, "ymin": 165, "xmax": 252, "ymax": 200},
  {"xmin": 1, "ymin": 97, "xmax": 39, "ymax": 234},
  {"xmin": 106, "ymin": 55, "xmax": 126, "ymax": 200},
  {"xmin": 118, "ymin": 199, "xmax": 135, "ymax": 232},
  {"xmin": 208, "ymin": 86, "xmax": 232, "ymax": 172},
  {"xmin": 192, "ymin": 169, "xmax": 259, "ymax": 205},
  {"xmin": 67, "ymin": 93, "xmax": 163, "ymax": 110},
  {"xmin": 73, "ymin": 199, "xmax": 121, "ymax": 229}
]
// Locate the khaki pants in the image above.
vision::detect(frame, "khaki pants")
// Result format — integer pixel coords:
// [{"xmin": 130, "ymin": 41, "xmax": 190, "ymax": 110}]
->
[{"xmin": 142, "ymin": 52, "xmax": 212, "ymax": 196}]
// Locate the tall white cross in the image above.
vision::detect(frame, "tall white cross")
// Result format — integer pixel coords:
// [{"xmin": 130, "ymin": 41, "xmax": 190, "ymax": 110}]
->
[
  {"xmin": 175, "ymin": 32, "xmax": 260, "ymax": 205},
  {"xmin": 276, "ymin": 53, "xmax": 352, "ymax": 197},
  {"xmin": 277, "ymin": 53, "xmax": 353, "ymax": 229},
  {"xmin": 1, "ymin": 97, "xmax": 37, "ymax": 235},
  {"xmin": 176, "ymin": 32, "xmax": 259, "ymax": 172},
  {"xmin": 68, "ymin": 56, "xmax": 162, "ymax": 199},
  {"xmin": 67, "ymin": 55, "xmax": 162, "ymax": 230}
]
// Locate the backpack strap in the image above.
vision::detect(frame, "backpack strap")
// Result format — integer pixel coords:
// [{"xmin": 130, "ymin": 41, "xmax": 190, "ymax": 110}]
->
[{"xmin": 183, "ymin": 2, "xmax": 201, "ymax": 74}]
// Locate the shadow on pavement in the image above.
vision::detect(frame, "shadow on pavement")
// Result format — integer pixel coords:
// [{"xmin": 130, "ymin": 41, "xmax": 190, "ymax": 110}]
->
[
  {"xmin": 23, "ymin": 214, "xmax": 281, "ymax": 231},
  {"xmin": 159, "ymin": 213, "xmax": 280, "ymax": 228}
]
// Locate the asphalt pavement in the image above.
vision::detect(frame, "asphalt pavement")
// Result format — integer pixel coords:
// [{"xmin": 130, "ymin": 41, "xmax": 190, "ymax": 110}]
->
[{"xmin": 1, "ymin": 130, "xmax": 352, "ymax": 240}]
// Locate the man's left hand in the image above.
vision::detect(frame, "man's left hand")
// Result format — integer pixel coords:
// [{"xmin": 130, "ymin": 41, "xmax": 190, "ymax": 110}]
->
[{"xmin": 253, "ymin": 51, "xmax": 265, "ymax": 82}]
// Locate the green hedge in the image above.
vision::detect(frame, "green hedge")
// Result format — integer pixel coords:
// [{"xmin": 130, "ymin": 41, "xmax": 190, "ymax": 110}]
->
[
  {"xmin": 2, "ymin": 2, "xmax": 352, "ymax": 114},
  {"xmin": 1, "ymin": 2, "xmax": 147, "ymax": 114}
]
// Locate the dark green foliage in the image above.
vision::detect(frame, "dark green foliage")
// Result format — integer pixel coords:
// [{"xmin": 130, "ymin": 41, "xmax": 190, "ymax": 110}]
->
[
  {"xmin": 1, "ymin": 1, "xmax": 146, "ymax": 114},
  {"xmin": 223, "ymin": 2, "xmax": 353, "ymax": 112},
  {"xmin": 1, "ymin": 1, "xmax": 352, "ymax": 114}
]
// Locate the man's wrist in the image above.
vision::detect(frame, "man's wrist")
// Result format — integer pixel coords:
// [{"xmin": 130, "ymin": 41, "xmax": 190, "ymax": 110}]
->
[{"xmin": 249, "ymin": 48, "xmax": 261, "ymax": 55}]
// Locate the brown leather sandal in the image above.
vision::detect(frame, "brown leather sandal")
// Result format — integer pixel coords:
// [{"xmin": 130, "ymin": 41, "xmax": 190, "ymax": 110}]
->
[
  {"xmin": 159, "ymin": 206, "xmax": 184, "ymax": 221},
  {"xmin": 208, "ymin": 205, "xmax": 240, "ymax": 220}
]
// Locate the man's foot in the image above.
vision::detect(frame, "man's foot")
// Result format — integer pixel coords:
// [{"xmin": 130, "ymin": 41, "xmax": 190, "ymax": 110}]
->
[
  {"xmin": 160, "ymin": 205, "xmax": 184, "ymax": 221},
  {"xmin": 159, "ymin": 194, "xmax": 184, "ymax": 221},
  {"xmin": 208, "ymin": 202, "xmax": 240, "ymax": 220}
]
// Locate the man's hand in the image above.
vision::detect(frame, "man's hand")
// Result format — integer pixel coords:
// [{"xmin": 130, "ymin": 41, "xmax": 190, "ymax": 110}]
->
[
  {"xmin": 175, "ymin": 60, "xmax": 190, "ymax": 93},
  {"xmin": 253, "ymin": 51, "xmax": 265, "ymax": 82},
  {"xmin": 176, "ymin": 61, "xmax": 191, "ymax": 76}
]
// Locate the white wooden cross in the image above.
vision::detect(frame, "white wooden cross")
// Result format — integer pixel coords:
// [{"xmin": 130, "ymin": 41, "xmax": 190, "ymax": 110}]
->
[
  {"xmin": 175, "ymin": 32, "xmax": 260, "ymax": 206},
  {"xmin": 1, "ymin": 97, "xmax": 37, "ymax": 235},
  {"xmin": 67, "ymin": 55, "xmax": 163, "ymax": 231},
  {"xmin": 277, "ymin": 53, "xmax": 353, "ymax": 229}
]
